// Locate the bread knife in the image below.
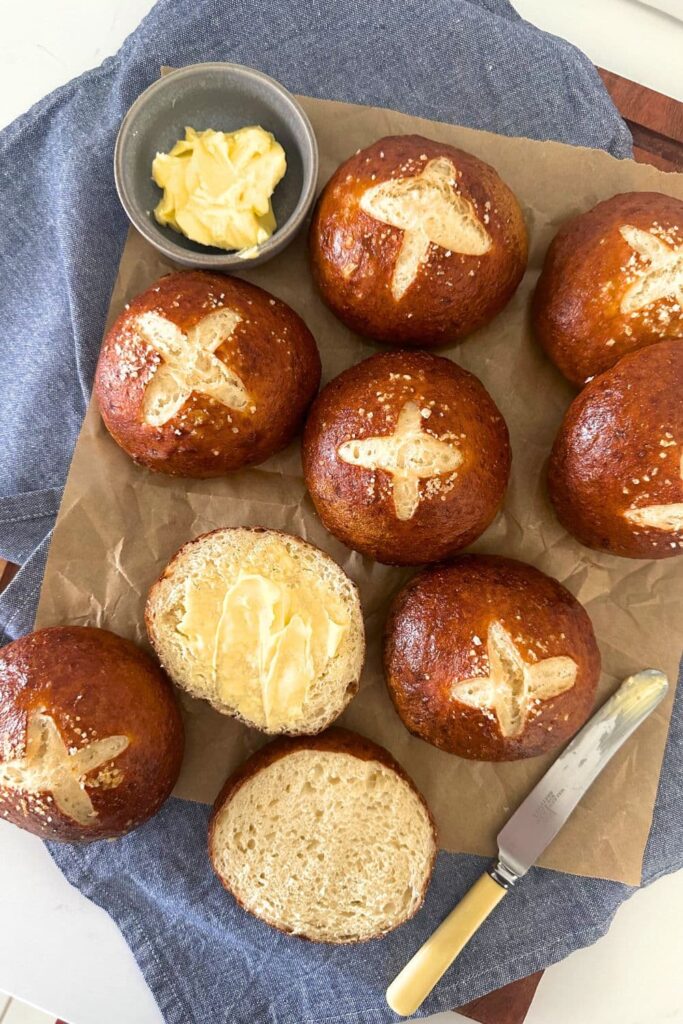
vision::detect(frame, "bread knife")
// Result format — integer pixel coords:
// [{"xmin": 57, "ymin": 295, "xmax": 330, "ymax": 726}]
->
[{"xmin": 386, "ymin": 668, "xmax": 669, "ymax": 1017}]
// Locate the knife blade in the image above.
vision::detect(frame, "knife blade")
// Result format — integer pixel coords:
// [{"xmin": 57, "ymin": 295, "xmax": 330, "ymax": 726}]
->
[
  {"xmin": 492, "ymin": 668, "xmax": 669, "ymax": 885},
  {"xmin": 386, "ymin": 669, "xmax": 669, "ymax": 1017}
]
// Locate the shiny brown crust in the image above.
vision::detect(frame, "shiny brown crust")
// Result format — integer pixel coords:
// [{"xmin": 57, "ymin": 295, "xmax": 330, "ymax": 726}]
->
[
  {"xmin": 301, "ymin": 350, "xmax": 511, "ymax": 565},
  {"xmin": 0, "ymin": 626, "xmax": 184, "ymax": 841},
  {"xmin": 95, "ymin": 270, "xmax": 321, "ymax": 477},
  {"xmin": 309, "ymin": 135, "xmax": 528, "ymax": 346},
  {"xmin": 548, "ymin": 339, "xmax": 683, "ymax": 558},
  {"xmin": 384, "ymin": 555, "xmax": 601, "ymax": 761},
  {"xmin": 533, "ymin": 192, "xmax": 683, "ymax": 387},
  {"xmin": 208, "ymin": 727, "xmax": 437, "ymax": 939}
]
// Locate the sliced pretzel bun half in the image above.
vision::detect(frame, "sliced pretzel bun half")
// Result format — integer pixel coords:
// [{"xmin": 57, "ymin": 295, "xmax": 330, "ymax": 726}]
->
[
  {"xmin": 208, "ymin": 729, "xmax": 437, "ymax": 942},
  {"xmin": 146, "ymin": 528, "xmax": 365, "ymax": 735}
]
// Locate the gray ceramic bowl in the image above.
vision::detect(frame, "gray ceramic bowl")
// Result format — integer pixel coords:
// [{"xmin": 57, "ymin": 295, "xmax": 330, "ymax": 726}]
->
[{"xmin": 114, "ymin": 63, "xmax": 318, "ymax": 269}]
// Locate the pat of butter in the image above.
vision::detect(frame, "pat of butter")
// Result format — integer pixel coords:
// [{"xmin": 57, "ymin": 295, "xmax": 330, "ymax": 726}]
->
[
  {"xmin": 177, "ymin": 570, "xmax": 347, "ymax": 729},
  {"xmin": 152, "ymin": 126, "xmax": 287, "ymax": 252}
]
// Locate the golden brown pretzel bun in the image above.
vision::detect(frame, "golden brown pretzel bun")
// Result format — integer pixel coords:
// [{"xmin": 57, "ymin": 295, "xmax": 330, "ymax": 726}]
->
[
  {"xmin": 548, "ymin": 339, "xmax": 683, "ymax": 558},
  {"xmin": 208, "ymin": 728, "xmax": 436, "ymax": 942},
  {"xmin": 384, "ymin": 555, "xmax": 601, "ymax": 761},
  {"xmin": 0, "ymin": 626, "xmax": 184, "ymax": 841},
  {"xmin": 533, "ymin": 191, "xmax": 683, "ymax": 386},
  {"xmin": 95, "ymin": 270, "xmax": 321, "ymax": 477},
  {"xmin": 309, "ymin": 135, "xmax": 528, "ymax": 346},
  {"xmin": 301, "ymin": 350, "xmax": 511, "ymax": 565}
]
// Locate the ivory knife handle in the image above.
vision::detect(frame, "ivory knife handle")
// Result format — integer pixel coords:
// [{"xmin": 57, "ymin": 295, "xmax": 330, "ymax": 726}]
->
[{"xmin": 386, "ymin": 873, "xmax": 507, "ymax": 1017}]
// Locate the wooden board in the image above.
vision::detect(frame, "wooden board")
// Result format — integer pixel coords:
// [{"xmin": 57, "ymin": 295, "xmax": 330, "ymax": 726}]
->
[
  {"xmin": 5, "ymin": 66, "xmax": 683, "ymax": 1024},
  {"xmin": 598, "ymin": 68, "xmax": 683, "ymax": 172},
  {"xmin": 1, "ymin": 560, "xmax": 16, "ymax": 590},
  {"xmin": 457, "ymin": 971, "xmax": 544, "ymax": 1024}
]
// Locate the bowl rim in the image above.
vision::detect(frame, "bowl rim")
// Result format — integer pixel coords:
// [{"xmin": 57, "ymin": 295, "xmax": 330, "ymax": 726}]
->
[{"xmin": 114, "ymin": 61, "xmax": 319, "ymax": 268}]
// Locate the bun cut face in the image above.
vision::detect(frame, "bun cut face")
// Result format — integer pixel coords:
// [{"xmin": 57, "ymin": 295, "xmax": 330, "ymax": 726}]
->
[
  {"xmin": 384, "ymin": 555, "xmax": 600, "ymax": 761},
  {"xmin": 533, "ymin": 191, "xmax": 683, "ymax": 386},
  {"xmin": 146, "ymin": 528, "xmax": 365, "ymax": 734},
  {"xmin": 0, "ymin": 626, "xmax": 183, "ymax": 841},
  {"xmin": 95, "ymin": 270, "xmax": 321, "ymax": 477},
  {"xmin": 548, "ymin": 339, "xmax": 683, "ymax": 558},
  {"xmin": 310, "ymin": 134, "xmax": 527, "ymax": 346},
  {"xmin": 209, "ymin": 729, "xmax": 436, "ymax": 942},
  {"xmin": 302, "ymin": 350, "xmax": 510, "ymax": 565}
]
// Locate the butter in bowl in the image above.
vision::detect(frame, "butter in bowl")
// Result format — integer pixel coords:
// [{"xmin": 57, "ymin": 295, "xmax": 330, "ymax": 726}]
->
[
  {"xmin": 114, "ymin": 63, "xmax": 318, "ymax": 269},
  {"xmin": 152, "ymin": 125, "xmax": 287, "ymax": 255}
]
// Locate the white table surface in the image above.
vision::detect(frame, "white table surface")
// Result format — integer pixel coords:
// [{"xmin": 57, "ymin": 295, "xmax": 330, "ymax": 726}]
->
[{"xmin": 1, "ymin": 3, "xmax": 683, "ymax": 1023}]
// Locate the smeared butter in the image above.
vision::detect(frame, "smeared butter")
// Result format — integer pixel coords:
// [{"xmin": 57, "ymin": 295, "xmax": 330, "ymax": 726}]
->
[
  {"xmin": 152, "ymin": 126, "xmax": 287, "ymax": 252},
  {"xmin": 176, "ymin": 569, "xmax": 348, "ymax": 729}
]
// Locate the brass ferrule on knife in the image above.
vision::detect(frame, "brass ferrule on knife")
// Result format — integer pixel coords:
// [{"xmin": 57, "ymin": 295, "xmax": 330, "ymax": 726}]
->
[{"xmin": 487, "ymin": 858, "xmax": 520, "ymax": 890}]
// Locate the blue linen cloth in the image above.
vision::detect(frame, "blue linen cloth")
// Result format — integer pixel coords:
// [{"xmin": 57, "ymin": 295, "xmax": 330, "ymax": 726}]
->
[{"xmin": 1, "ymin": 1, "xmax": 679, "ymax": 1022}]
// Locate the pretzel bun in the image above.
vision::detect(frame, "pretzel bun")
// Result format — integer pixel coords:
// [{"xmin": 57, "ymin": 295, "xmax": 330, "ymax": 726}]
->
[
  {"xmin": 533, "ymin": 192, "xmax": 683, "ymax": 386},
  {"xmin": 208, "ymin": 728, "xmax": 436, "ymax": 942},
  {"xmin": 548, "ymin": 339, "xmax": 683, "ymax": 558},
  {"xmin": 302, "ymin": 350, "xmax": 510, "ymax": 565},
  {"xmin": 384, "ymin": 555, "xmax": 600, "ymax": 761},
  {"xmin": 309, "ymin": 135, "xmax": 528, "ymax": 346},
  {"xmin": 146, "ymin": 528, "xmax": 365, "ymax": 735},
  {"xmin": 0, "ymin": 626, "xmax": 183, "ymax": 841},
  {"xmin": 95, "ymin": 270, "xmax": 321, "ymax": 477}
]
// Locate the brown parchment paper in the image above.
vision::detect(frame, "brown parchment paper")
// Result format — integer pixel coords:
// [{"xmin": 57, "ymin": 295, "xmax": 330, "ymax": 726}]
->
[{"xmin": 35, "ymin": 96, "xmax": 683, "ymax": 886}]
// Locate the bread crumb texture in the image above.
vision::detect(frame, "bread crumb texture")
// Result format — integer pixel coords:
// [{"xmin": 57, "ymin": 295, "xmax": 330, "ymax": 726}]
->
[
  {"xmin": 338, "ymin": 399, "xmax": 463, "ymax": 519},
  {"xmin": 623, "ymin": 449, "xmax": 683, "ymax": 532},
  {"xmin": 359, "ymin": 156, "xmax": 491, "ymax": 299},
  {"xmin": 451, "ymin": 621, "xmax": 577, "ymax": 737},
  {"xmin": 133, "ymin": 308, "xmax": 249, "ymax": 427},
  {"xmin": 211, "ymin": 749, "xmax": 435, "ymax": 942},
  {"xmin": 147, "ymin": 530, "xmax": 364, "ymax": 733},
  {"xmin": 0, "ymin": 711, "xmax": 128, "ymax": 826},
  {"xmin": 618, "ymin": 224, "xmax": 683, "ymax": 316}
]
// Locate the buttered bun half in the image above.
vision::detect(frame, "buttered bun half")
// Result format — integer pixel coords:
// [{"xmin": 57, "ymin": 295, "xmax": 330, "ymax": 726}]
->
[
  {"xmin": 310, "ymin": 134, "xmax": 528, "ymax": 346},
  {"xmin": 302, "ymin": 350, "xmax": 511, "ymax": 565},
  {"xmin": 534, "ymin": 191, "xmax": 683, "ymax": 387},
  {"xmin": 0, "ymin": 626, "xmax": 183, "ymax": 841},
  {"xmin": 95, "ymin": 270, "xmax": 321, "ymax": 477},
  {"xmin": 209, "ymin": 729, "xmax": 436, "ymax": 942},
  {"xmin": 384, "ymin": 555, "xmax": 600, "ymax": 761},
  {"xmin": 549, "ymin": 339, "xmax": 683, "ymax": 558},
  {"xmin": 146, "ymin": 528, "xmax": 365, "ymax": 734}
]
